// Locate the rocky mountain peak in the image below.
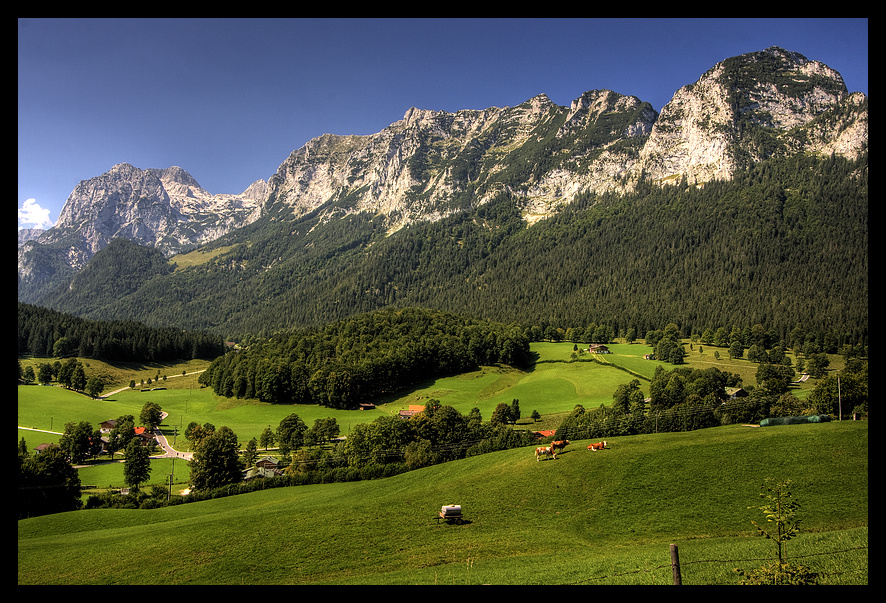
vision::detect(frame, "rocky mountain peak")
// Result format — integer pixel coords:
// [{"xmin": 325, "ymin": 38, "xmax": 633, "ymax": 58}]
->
[
  {"xmin": 25, "ymin": 164, "xmax": 267, "ymax": 274},
  {"xmin": 633, "ymin": 46, "xmax": 864, "ymax": 184}
]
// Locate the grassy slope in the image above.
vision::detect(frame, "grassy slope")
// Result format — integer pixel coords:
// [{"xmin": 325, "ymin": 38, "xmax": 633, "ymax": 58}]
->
[{"xmin": 18, "ymin": 420, "xmax": 867, "ymax": 585}]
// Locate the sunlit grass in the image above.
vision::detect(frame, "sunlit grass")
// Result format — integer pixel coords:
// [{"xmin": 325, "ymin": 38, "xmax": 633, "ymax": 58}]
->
[{"xmin": 19, "ymin": 421, "xmax": 867, "ymax": 584}]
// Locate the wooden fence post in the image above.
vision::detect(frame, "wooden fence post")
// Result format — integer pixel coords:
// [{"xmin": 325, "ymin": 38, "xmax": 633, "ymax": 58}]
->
[{"xmin": 670, "ymin": 543, "xmax": 682, "ymax": 585}]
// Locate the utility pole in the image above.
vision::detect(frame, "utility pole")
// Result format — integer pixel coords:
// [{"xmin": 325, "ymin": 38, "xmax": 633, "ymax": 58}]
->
[
  {"xmin": 838, "ymin": 376, "xmax": 842, "ymax": 421},
  {"xmin": 167, "ymin": 456, "xmax": 176, "ymax": 501}
]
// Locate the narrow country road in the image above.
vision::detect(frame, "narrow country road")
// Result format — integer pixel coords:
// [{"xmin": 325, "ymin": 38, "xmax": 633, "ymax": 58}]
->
[
  {"xmin": 151, "ymin": 411, "xmax": 193, "ymax": 460},
  {"xmin": 102, "ymin": 369, "xmax": 206, "ymax": 460}
]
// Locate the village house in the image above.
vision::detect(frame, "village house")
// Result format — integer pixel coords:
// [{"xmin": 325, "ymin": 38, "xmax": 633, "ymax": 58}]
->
[
  {"xmin": 33, "ymin": 442, "xmax": 59, "ymax": 455},
  {"xmin": 243, "ymin": 456, "xmax": 284, "ymax": 481},
  {"xmin": 398, "ymin": 405, "xmax": 425, "ymax": 419}
]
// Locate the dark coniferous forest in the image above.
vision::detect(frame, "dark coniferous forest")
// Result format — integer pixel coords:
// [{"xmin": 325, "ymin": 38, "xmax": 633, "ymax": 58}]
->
[{"xmin": 17, "ymin": 302, "xmax": 224, "ymax": 362}]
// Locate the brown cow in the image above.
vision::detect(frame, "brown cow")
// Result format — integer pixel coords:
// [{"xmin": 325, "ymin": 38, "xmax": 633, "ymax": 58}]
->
[
  {"xmin": 551, "ymin": 439, "xmax": 570, "ymax": 454},
  {"xmin": 535, "ymin": 446, "xmax": 556, "ymax": 461},
  {"xmin": 587, "ymin": 441, "xmax": 608, "ymax": 451}
]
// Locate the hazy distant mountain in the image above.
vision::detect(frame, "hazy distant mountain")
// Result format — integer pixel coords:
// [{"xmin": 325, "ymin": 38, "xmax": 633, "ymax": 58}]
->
[{"xmin": 18, "ymin": 47, "xmax": 867, "ymax": 341}]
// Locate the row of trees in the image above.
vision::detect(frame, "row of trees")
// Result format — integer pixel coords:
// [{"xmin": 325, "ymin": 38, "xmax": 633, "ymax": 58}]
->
[
  {"xmin": 18, "ymin": 357, "xmax": 106, "ymax": 399},
  {"xmin": 199, "ymin": 307, "xmax": 531, "ymax": 408},
  {"xmin": 17, "ymin": 405, "xmax": 162, "ymax": 518}
]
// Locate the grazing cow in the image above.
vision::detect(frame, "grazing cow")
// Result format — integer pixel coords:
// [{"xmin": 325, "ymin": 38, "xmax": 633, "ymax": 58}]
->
[
  {"xmin": 587, "ymin": 441, "xmax": 608, "ymax": 451},
  {"xmin": 551, "ymin": 440, "xmax": 570, "ymax": 454},
  {"xmin": 535, "ymin": 446, "xmax": 556, "ymax": 461}
]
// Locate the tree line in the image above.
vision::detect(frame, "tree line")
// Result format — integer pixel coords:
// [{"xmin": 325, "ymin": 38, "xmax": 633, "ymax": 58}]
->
[
  {"xmin": 556, "ymin": 354, "xmax": 868, "ymax": 442},
  {"xmin": 18, "ymin": 302, "xmax": 225, "ymax": 362},
  {"xmin": 198, "ymin": 307, "xmax": 531, "ymax": 408}
]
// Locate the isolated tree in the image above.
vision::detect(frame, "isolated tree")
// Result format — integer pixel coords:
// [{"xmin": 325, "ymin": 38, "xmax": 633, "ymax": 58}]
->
[
  {"xmin": 510, "ymin": 399, "xmax": 521, "ymax": 424},
  {"xmin": 747, "ymin": 344, "xmax": 765, "ymax": 363},
  {"xmin": 244, "ymin": 438, "xmax": 258, "ymax": 468},
  {"xmin": 276, "ymin": 413, "xmax": 307, "ymax": 455},
  {"xmin": 123, "ymin": 439, "xmax": 151, "ymax": 493},
  {"xmin": 259, "ymin": 426, "xmax": 275, "ymax": 450},
  {"xmin": 806, "ymin": 353, "xmax": 830, "ymax": 378},
  {"xmin": 189, "ymin": 426, "xmax": 242, "ymax": 491},
  {"xmin": 57, "ymin": 357, "xmax": 78, "ymax": 388},
  {"xmin": 71, "ymin": 364, "xmax": 87, "ymax": 391},
  {"xmin": 729, "ymin": 340, "xmax": 744, "ymax": 360},
  {"xmin": 736, "ymin": 478, "xmax": 819, "ymax": 585},
  {"xmin": 490, "ymin": 402, "xmax": 512, "ymax": 427},
  {"xmin": 38, "ymin": 364, "xmax": 55, "ymax": 384},
  {"xmin": 140, "ymin": 401, "xmax": 163, "ymax": 431},
  {"xmin": 86, "ymin": 376, "xmax": 105, "ymax": 399},
  {"xmin": 668, "ymin": 343, "xmax": 687, "ymax": 365},
  {"xmin": 58, "ymin": 421, "xmax": 94, "ymax": 465},
  {"xmin": 308, "ymin": 417, "xmax": 340, "ymax": 443},
  {"xmin": 755, "ymin": 363, "xmax": 795, "ymax": 395}
]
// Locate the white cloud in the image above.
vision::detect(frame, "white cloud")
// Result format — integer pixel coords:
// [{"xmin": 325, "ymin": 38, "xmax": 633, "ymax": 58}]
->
[{"xmin": 18, "ymin": 198, "xmax": 54, "ymax": 230}]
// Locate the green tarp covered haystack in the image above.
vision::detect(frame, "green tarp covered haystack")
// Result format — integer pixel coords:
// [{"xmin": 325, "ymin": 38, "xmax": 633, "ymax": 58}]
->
[{"xmin": 760, "ymin": 415, "xmax": 832, "ymax": 426}]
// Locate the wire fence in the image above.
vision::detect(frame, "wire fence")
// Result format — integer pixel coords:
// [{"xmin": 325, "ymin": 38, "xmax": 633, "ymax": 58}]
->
[{"xmin": 567, "ymin": 544, "xmax": 868, "ymax": 585}]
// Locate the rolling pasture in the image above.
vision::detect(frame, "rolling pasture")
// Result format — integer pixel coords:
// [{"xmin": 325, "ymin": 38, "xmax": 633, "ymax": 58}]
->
[
  {"xmin": 18, "ymin": 420, "xmax": 867, "ymax": 584},
  {"xmin": 18, "ymin": 339, "xmax": 821, "ymax": 490},
  {"xmin": 20, "ymin": 342, "xmax": 654, "ymax": 452}
]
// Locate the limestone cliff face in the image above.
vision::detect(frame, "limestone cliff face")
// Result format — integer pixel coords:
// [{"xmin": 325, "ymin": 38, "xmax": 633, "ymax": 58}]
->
[
  {"xmin": 267, "ymin": 90, "xmax": 658, "ymax": 229},
  {"xmin": 634, "ymin": 46, "xmax": 866, "ymax": 184}
]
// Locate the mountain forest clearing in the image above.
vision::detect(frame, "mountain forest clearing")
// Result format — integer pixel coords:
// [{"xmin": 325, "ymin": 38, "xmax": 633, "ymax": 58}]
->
[
  {"xmin": 18, "ymin": 419, "xmax": 867, "ymax": 584},
  {"xmin": 18, "ymin": 340, "xmax": 866, "ymax": 584}
]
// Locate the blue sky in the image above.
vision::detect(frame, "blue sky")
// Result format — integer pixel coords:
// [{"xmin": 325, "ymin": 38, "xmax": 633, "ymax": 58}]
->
[{"xmin": 18, "ymin": 18, "xmax": 868, "ymax": 230}]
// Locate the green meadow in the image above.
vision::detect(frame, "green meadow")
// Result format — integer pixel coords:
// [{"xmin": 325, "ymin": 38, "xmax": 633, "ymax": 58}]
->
[
  {"xmin": 18, "ymin": 420, "xmax": 868, "ymax": 584},
  {"xmin": 17, "ymin": 339, "xmax": 828, "ymax": 470}
]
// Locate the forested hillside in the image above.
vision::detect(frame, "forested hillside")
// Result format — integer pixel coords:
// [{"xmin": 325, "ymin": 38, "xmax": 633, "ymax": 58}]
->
[
  {"xmin": 43, "ymin": 153, "xmax": 867, "ymax": 349},
  {"xmin": 17, "ymin": 303, "xmax": 224, "ymax": 362},
  {"xmin": 198, "ymin": 307, "xmax": 531, "ymax": 408}
]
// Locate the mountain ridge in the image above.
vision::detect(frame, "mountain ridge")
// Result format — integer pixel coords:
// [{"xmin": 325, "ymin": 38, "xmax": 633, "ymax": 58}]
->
[{"xmin": 17, "ymin": 47, "xmax": 867, "ymax": 342}]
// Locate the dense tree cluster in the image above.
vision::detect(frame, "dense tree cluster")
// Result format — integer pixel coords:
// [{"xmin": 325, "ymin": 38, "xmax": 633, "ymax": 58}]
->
[
  {"xmin": 198, "ymin": 307, "xmax": 531, "ymax": 408},
  {"xmin": 17, "ymin": 445, "xmax": 82, "ymax": 519},
  {"xmin": 18, "ymin": 302, "xmax": 224, "ymax": 362}
]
